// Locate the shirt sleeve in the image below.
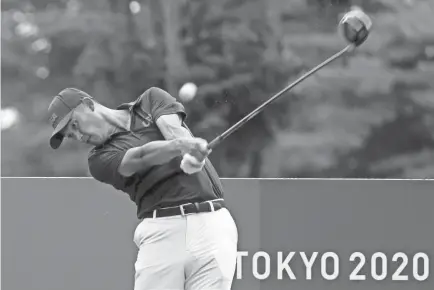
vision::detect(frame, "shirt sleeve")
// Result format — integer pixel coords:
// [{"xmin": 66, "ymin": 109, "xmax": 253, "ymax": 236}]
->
[
  {"xmin": 88, "ymin": 149, "xmax": 131, "ymax": 190},
  {"xmin": 144, "ymin": 87, "xmax": 187, "ymax": 122}
]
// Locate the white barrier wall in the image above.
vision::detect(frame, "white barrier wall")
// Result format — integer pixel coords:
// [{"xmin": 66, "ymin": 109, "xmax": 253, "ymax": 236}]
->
[{"xmin": 2, "ymin": 178, "xmax": 433, "ymax": 290}]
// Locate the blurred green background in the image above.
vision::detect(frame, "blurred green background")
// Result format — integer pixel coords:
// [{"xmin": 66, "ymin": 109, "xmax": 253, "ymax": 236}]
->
[{"xmin": 2, "ymin": 0, "xmax": 434, "ymax": 178}]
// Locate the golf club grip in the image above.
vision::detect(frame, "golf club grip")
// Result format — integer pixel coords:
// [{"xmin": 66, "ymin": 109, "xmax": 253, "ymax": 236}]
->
[{"xmin": 207, "ymin": 44, "xmax": 354, "ymax": 150}]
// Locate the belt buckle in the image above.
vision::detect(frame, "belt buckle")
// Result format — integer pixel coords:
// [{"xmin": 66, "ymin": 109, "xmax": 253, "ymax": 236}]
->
[
  {"xmin": 180, "ymin": 203, "xmax": 189, "ymax": 216},
  {"xmin": 180, "ymin": 202, "xmax": 201, "ymax": 216}
]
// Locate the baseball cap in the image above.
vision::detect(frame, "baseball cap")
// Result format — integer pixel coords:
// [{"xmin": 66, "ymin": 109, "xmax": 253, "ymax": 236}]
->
[{"xmin": 48, "ymin": 88, "xmax": 92, "ymax": 149}]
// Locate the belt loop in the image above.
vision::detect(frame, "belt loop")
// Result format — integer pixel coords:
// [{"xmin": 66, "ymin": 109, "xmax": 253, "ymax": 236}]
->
[
  {"xmin": 207, "ymin": 200, "xmax": 215, "ymax": 212},
  {"xmin": 180, "ymin": 204, "xmax": 185, "ymax": 216},
  {"xmin": 152, "ymin": 210, "xmax": 157, "ymax": 219}
]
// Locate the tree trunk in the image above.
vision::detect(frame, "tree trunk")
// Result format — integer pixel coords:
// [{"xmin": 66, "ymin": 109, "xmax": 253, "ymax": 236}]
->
[
  {"xmin": 122, "ymin": 0, "xmax": 136, "ymax": 98},
  {"xmin": 139, "ymin": 0, "xmax": 157, "ymax": 49},
  {"xmin": 264, "ymin": 0, "xmax": 283, "ymax": 62},
  {"xmin": 263, "ymin": 0, "xmax": 283, "ymax": 89},
  {"xmin": 160, "ymin": 0, "xmax": 188, "ymax": 96},
  {"xmin": 249, "ymin": 150, "xmax": 263, "ymax": 178}
]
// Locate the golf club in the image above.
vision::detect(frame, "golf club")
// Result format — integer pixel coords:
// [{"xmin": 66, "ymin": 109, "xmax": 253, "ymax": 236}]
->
[{"xmin": 207, "ymin": 8, "xmax": 372, "ymax": 150}]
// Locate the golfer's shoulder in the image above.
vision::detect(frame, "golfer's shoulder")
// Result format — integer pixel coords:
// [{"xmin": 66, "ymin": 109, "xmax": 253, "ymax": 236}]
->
[
  {"xmin": 86, "ymin": 146, "xmax": 128, "ymax": 184},
  {"xmin": 141, "ymin": 87, "xmax": 177, "ymax": 104},
  {"xmin": 88, "ymin": 146, "xmax": 104, "ymax": 161},
  {"xmin": 87, "ymin": 145, "xmax": 129, "ymax": 181},
  {"xmin": 115, "ymin": 87, "xmax": 160, "ymax": 111},
  {"xmin": 135, "ymin": 87, "xmax": 182, "ymax": 119},
  {"xmin": 87, "ymin": 145, "xmax": 125, "ymax": 169},
  {"xmin": 146, "ymin": 86, "xmax": 169, "ymax": 97}
]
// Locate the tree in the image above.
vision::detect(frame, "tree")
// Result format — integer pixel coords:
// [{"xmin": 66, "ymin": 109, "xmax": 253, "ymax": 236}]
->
[{"xmin": 2, "ymin": 0, "xmax": 434, "ymax": 178}]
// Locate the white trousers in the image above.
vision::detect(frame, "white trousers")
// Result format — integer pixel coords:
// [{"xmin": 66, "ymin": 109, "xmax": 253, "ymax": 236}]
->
[{"xmin": 133, "ymin": 207, "xmax": 238, "ymax": 290}]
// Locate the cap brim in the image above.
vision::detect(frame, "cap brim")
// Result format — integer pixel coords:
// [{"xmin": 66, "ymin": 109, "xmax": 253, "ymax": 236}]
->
[{"xmin": 49, "ymin": 111, "xmax": 73, "ymax": 149}]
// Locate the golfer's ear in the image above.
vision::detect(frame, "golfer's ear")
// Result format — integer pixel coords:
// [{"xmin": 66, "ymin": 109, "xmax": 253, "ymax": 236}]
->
[{"xmin": 82, "ymin": 97, "xmax": 95, "ymax": 111}]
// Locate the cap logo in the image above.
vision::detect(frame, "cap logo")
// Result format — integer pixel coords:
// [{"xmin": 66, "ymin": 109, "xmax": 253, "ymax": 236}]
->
[{"xmin": 49, "ymin": 113, "xmax": 58, "ymax": 128}]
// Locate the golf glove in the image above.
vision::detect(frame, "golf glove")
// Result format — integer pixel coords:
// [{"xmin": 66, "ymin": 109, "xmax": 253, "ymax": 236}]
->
[{"xmin": 180, "ymin": 153, "xmax": 206, "ymax": 175}]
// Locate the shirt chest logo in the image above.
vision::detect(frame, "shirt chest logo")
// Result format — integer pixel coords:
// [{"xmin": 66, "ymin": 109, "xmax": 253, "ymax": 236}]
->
[
  {"xmin": 133, "ymin": 110, "xmax": 153, "ymax": 129},
  {"xmin": 141, "ymin": 116, "xmax": 152, "ymax": 128}
]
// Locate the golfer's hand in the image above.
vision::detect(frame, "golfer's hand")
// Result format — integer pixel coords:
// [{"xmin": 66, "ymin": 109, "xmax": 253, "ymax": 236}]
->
[
  {"xmin": 189, "ymin": 138, "xmax": 211, "ymax": 162},
  {"xmin": 179, "ymin": 138, "xmax": 210, "ymax": 175},
  {"xmin": 178, "ymin": 137, "xmax": 210, "ymax": 161}
]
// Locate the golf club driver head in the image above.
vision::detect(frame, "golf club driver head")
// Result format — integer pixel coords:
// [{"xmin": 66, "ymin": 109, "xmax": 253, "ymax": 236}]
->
[{"xmin": 339, "ymin": 7, "xmax": 372, "ymax": 47}]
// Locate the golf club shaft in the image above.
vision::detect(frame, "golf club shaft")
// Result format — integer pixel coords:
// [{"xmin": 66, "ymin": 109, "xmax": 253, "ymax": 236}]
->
[{"xmin": 207, "ymin": 44, "xmax": 355, "ymax": 150}]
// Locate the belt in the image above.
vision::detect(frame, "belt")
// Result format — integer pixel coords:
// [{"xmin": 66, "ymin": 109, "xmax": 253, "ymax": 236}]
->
[{"xmin": 142, "ymin": 199, "xmax": 226, "ymax": 219}]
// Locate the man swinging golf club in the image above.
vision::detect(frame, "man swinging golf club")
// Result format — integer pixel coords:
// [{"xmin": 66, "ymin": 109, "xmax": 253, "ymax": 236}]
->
[
  {"xmin": 47, "ymin": 86, "xmax": 238, "ymax": 290},
  {"xmin": 47, "ymin": 7, "xmax": 371, "ymax": 290}
]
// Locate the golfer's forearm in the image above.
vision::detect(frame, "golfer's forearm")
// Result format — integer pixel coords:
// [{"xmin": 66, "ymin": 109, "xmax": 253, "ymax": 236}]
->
[
  {"xmin": 136, "ymin": 139, "xmax": 186, "ymax": 166},
  {"xmin": 162, "ymin": 125, "xmax": 192, "ymax": 140}
]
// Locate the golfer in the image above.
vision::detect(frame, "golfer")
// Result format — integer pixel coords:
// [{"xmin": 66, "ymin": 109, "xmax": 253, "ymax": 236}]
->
[{"xmin": 47, "ymin": 87, "xmax": 238, "ymax": 290}]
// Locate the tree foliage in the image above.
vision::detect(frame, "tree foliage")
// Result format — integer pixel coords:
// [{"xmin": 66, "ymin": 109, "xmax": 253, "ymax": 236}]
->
[{"xmin": 2, "ymin": 0, "xmax": 434, "ymax": 178}]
